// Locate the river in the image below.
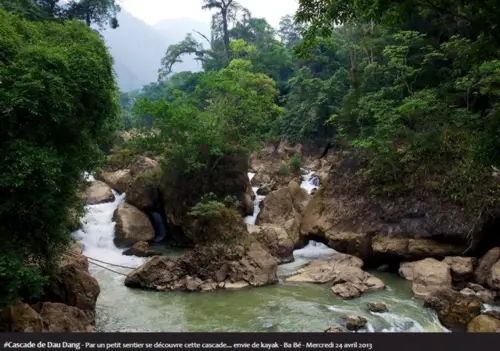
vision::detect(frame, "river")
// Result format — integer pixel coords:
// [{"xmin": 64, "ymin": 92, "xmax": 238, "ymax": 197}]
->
[{"xmin": 72, "ymin": 171, "xmax": 488, "ymax": 332}]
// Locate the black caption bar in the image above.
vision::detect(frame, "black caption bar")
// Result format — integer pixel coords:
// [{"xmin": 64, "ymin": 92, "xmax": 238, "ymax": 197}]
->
[{"xmin": 0, "ymin": 333, "xmax": 499, "ymax": 351}]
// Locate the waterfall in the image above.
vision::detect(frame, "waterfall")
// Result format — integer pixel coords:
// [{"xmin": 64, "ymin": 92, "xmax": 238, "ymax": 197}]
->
[{"xmin": 71, "ymin": 190, "xmax": 145, "ymax": 270}]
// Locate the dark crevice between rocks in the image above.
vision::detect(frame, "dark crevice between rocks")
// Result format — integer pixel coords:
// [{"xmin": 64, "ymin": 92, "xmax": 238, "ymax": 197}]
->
[
  {"xmin": 155, "ymin": 187, "xmax": 194, "ymax": 248},
  {"xmin": 297, "ymin": 233, "xmax": 330, "ymax": 249},
  {"xmin": 473, "ymin": 215, "xmax": 500, "ymax": 257}
]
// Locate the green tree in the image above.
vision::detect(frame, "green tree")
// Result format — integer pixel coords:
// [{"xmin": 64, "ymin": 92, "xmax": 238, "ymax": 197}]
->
[{"xmin": 0, "ymin": 9, "xmax": 120, "ymax": 308}]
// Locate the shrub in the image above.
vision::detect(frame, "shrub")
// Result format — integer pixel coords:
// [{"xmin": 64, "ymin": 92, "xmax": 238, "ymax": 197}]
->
[
  {"xmin": 279, "ymin": 164, "xmax": 290, "ymax": 175},
  {"xmin": 289, "ymin": 152, "xmax": 302, "ymax": 172}
]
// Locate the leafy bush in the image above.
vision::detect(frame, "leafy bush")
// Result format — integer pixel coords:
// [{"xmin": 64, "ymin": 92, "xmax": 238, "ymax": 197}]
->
[
  {"xmin": 0, "ymin": 9, "xmax": 119, "ymax": 308},
  {"xmin": 289, "ymin": 152, "xmax": 302, "ymax": 172},
  {"xmin": 279, "ymin": 164, "xmax": 290, "ymax": 175},
  {"xmin": 187, "ymin": 199, "xmax": 246, "ymax": 244}
]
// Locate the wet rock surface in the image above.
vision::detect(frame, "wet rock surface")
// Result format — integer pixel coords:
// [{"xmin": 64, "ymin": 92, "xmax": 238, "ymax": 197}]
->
[
  {"xmin": 399, "ymin": 258, "xmax": 452, "ymax": 299},
  {"xmin": 80, "ymin": 180, "xmax": 115, "ymax": 205},
  {"xmin": 423, "ymin": 289, "xmax": 481, "ymax": 331},
  {"xmin": 113, "ymin": 203, "xmax": 155, "ymax": 247},
  {"xmin": 125, "ymin": 241, "xmax": 278, "ymax": 292},
  {"xmin": 285, "ymin": 254, "xmax": 385, "ymax": 299}
]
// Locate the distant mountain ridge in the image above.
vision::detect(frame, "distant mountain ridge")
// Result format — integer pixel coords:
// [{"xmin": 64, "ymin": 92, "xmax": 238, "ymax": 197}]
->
[{"xmin": 101, "ymin": 10, "xmax": 210, "ymax": 92}]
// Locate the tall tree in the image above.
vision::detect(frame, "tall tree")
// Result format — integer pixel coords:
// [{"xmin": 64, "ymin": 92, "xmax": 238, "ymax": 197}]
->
[
  {"xmin": 65, "ymin": 0, "xmax": 120, "ymax": 28},
  {"xmin": 202, "ymin": 0, "xmax": 248, "ymax": 62}
]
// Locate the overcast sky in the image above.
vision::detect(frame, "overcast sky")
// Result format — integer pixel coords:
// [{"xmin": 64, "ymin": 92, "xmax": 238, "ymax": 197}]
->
[{"xmin": 121, "ymin": 0, "xmax": 299, "ymax": 28}]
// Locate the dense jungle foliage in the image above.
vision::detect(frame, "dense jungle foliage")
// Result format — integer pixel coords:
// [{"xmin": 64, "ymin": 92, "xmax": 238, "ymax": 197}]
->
[
  {"xmin": 0, "ymin": 1, "xmax": 120, "ymax": 308},
  {"xmin": 123, "ymin": 0, "xmax": 500, "ymax": 215},
  {"xmin": 1, "ymin": 0, "xmax": 500, "ymax": 308}
]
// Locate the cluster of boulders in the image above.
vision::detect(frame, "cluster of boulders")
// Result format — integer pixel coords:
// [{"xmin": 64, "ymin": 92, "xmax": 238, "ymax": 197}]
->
[
  {"xmin": 77, "ymin": 156, "xmax": 164, "ymax": 256},
  {"xmin": 0, "ymin": 246, "xmax": 100, "ymax": 332},
  {"xmin": 249, "ymin": 146, "xmax": 500, "ymax": 333},
  {"xmin": 125, "ymin": 240, "xmax": 278, "ymax": 292},
  {"xmin": 285, "ymin": 254, "xmax": 385, "ymax": 299},
  {"xmin": 397, "ymin": 249, "xmax": 500, "ymax": 331}
]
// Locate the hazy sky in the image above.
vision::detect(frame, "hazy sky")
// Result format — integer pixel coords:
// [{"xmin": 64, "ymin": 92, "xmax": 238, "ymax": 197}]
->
[{"xmin": 121, "ymin": 0, "xmax": 299, "ymax": 28}]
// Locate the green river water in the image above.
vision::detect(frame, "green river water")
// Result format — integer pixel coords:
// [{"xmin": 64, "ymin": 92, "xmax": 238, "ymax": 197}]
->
[{"xmin": 73, "ymin": 174, "xmax": 498, "ymax": 333}]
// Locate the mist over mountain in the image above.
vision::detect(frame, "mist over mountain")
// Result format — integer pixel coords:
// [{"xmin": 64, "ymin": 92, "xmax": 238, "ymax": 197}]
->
[{"xmin": 101, "ymin": 10, "xmax": 210, "ymax": 92}]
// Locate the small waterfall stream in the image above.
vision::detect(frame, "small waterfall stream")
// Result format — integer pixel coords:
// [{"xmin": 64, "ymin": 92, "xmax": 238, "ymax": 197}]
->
[{"xmin": 71, "ymin": 170, "xmax": 467, "ymax": 332}]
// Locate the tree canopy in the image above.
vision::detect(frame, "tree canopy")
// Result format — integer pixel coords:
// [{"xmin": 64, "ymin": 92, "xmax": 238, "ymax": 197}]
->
[{"xmin": 0, "ymin": 8, "xmax": 119, "ymax": 308}]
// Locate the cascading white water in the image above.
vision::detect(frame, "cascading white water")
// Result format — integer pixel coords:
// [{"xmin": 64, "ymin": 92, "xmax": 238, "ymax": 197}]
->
[
  {"xmin": 72, "ymin": 172, "xmax": 471, "ymax": 332},
  {"xmin": 244, "ymin": 172, "xmax": 265, "ymax": 225},
  {"xmin": 300, "ymin": 169, "xmax": 320, "ymax": 194},
  {"xmin": 71, "ymin": 191, "xmax": 145, "ymax": 272}
]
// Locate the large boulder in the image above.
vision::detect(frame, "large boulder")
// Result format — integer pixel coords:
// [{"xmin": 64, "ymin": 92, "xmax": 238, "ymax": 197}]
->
[
  {"xmin": 444, "ymin": 256, "xmax": 477, "ymax": 283},
  {"xmin": 32, "ymin": 302, "xmax": 93, "ymax": 332},
  {"xmin": 122, "ymin": 241, "xmax": 161, "ymax": 258},
  {"xmin": 0, "ymin": 302, "xmax": 43, "ymax": 332},
  {"xmin": 474, "ymin": 247, "xmax": 500, "ymax": 286},
  {"xmin": 247, "ymin": 224, "xmax": 295, "ymax": 263},
  {"xmin": 125, "ymin": 241, "xmax": 278, "ymax": 292},
  {"xmin": 343, "ymin": 315, "xmax": 368, "ymax": 331},
  {"xmin": 114, "ymin": 203, "xmax": 155, "ymax": 247},
  {"xmin": 256, "ymin": 181, "xmax": 310, "ymax": 246},
  {"xmin": 424, "ymin": 289, "xmax": 481, "ymax": 331},
  {"xmin": 299, "ymin": 152, "xmax": 476, "ymax": 262},
  {"xmin": 285, "ymin": 254, "xmax": 384, "ymax": 299},
  {"xmin": 125, "ymin": 156, "xmax": 162, "ymax": 212},
  {"xmin": 42, "ymin": 249, "xmax": 100, "ymax": 325},
  {"xmin": 80, "ymin": 180, "xmax": 115, "ymax": 205},
  {"xmin": 96, "ymin": 169, "xmax": 132, "ymax": 193},
  {"xmin": 160, "ymin": 152, "xmax": 254, "ymax": 246},
  {"xmin": 488, "ymin": 260, "xmax": 500, "ymax": 290},
  {"xmin": 399, "ymin": 258, "xmax": 452, "ymax": 298},
  {"xmin": 368, "ymin": 302, "xmax": 388, "ymax": 313},
  {"xmin": 467, "ymin": 315, "xmax": 500, "ymax": 332},
  {"xmin": 460, "ymin": 283, "xmax": 496, "ymax": 304}
]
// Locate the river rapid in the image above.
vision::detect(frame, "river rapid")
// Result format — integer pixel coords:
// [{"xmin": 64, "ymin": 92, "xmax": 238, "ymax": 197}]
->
[{"xmin": 71, "ymin": 171, "xmax": 492, "ymax": 332}]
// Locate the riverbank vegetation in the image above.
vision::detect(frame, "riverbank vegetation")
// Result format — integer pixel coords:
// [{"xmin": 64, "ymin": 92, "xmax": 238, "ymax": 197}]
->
[
  {"xmin": 0, "ymin": 1, "xmax": 120, "ymax": 308},
  {"xmin": 1, "ymin": 0, "xmax": 500, "ymax": 311}
]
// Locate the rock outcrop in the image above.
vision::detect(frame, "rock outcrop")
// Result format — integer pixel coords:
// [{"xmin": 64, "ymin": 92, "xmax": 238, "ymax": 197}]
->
[
  {"xmin": 299, "ymin": 151, "xmax": 478, "ymax": 262},
  {"xmin": 97, "ymin": 169, "xmax": 132, "ymax": 194},
  {"xmin": 467, "ymin": 315, "xmax": 500, "ymax": 332},
  {"xmin": 423, "ymin": 289, "xmax": 481, "ymax": 331},
  {"xmin": 256, "ymin": 181, "xmax": 310, "ymax": 247},
  {"xmin": 399, "ymin": 258, "xmax": 452, "ymax": 298},
  {"xmin": 343, "ymin": 315, "xmax": 367, "ymax": 331},
  {"xmin": 42, "ymin": 247, "xmax": 100, "ymax": 325},
  {"xmin": 125, "ymin": 241, "xmax": 278, "ymax": 292},
  {"xmin": 444, "ymin": 256, "xmax": 477, "ymax": 283},
  {"xmin": 489, "ymin": 260, "xmax": 500, "ymax": 290},
  {"xmin": 160, "ymin": 152, "xmax": 254, "ymax": 246},
  {"xmin": 114, "ymin": 203, "xmax": 155, "ymax": 247},
  {"xmin": 474, "ymin": 248, "xmax": 500, "ymax": 286},
  {"xmin": 32, "ymin": 302, "xmax": 93, "ymax": 332},
  {"xmin": 125, "ymin": 156, "xmax": 162, "ymax": 212},
  {"xmin": 247, "ymin": 224, "xmax": 295, "ymax": 263},
  {"xmin": 80, "ymin": 180, "xmax": 115, "ymax": 205},
  {"xmin": 368, "ymin": 302, "xmax": 388, "ymax": 313},
  {"xmin": 460, "ymin": 283, "xmax": 496, "ymax": 304},
  {"xmin": 285, "ymin": 254, "xmax": 385, "ymax": 299},
  {"xmin": 0, "ymin": 302, "xmax": 92, "ymax": 333},
  {"xmin": 0, "ymin": 302, "xmax": 43, "ymax": 332}
]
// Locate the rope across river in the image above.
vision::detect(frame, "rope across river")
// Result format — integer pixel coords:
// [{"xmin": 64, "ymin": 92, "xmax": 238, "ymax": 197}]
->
[{"xmin": 64, "ymin": 250, "xmax": 139, "ymax": 277}]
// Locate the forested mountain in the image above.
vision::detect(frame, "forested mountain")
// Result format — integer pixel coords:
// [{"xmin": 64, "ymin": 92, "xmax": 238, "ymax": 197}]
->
[{"xmin": 101, "ymin": 10, "xmax": 209, "ymax": 91}]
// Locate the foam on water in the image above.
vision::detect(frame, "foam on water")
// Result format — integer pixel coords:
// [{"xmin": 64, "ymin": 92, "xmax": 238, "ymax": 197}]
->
[
  {"xmin": 71, "ymin": 190, "xmax": 145, "ymax": 271},
  {"xmin": 300, "ymin": 169, "xmax": 320, "ymax": 194},
  {"xmin": 293, "ymin": 240, "xmax": 338, "ymax": 259},
  {"xmin": 245, "ymin": 172, "xmax": 265, "ymax": 225}
]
